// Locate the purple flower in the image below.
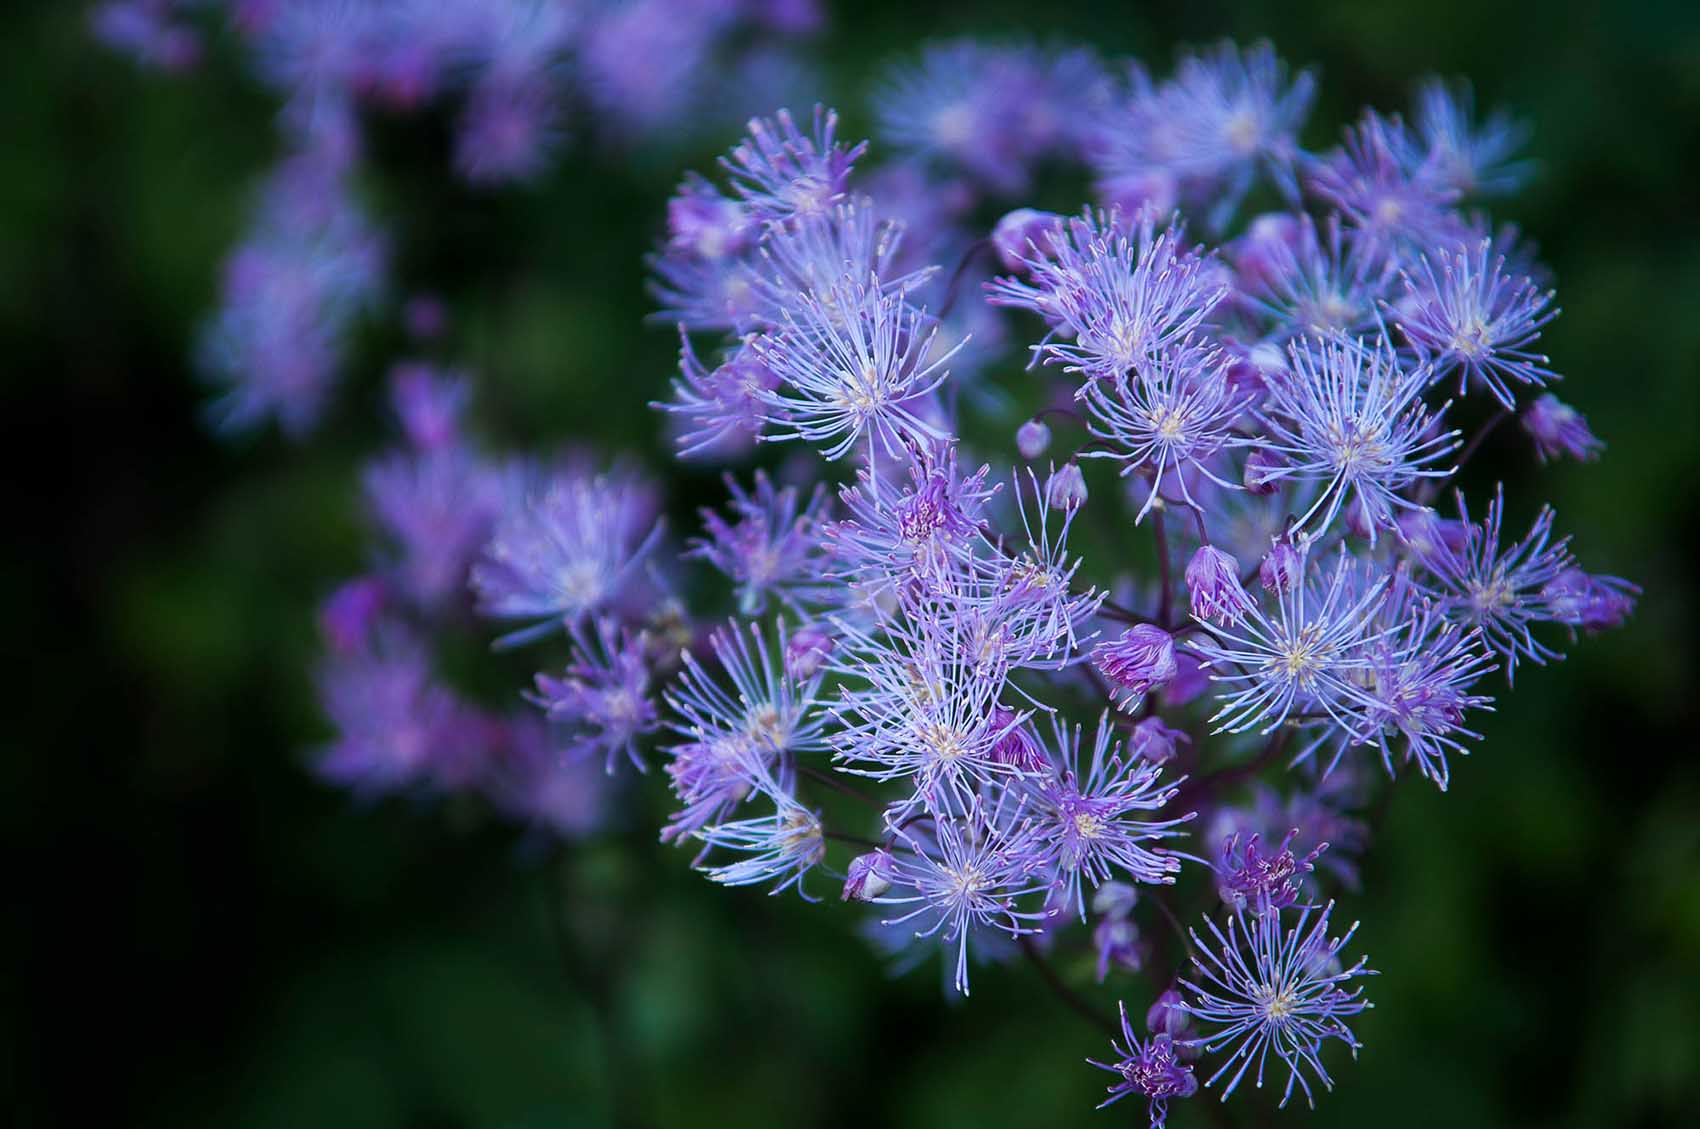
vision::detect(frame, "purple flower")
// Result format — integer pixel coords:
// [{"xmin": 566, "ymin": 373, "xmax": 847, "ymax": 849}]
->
[
  {"xmin": 1181, "ymin": 901, "xmax": 1376, "ymax": 1108},
  {"xmin": 875, "ymin": 798, "xmax": 1052, "ymax": 995},
  {"xmin": 1185, "ymin": 545, "xmax": 1255, "ymax": 624},
  {"xmin": 1409, "ymin": 486, "xmax": 1577, "ymax": 679},
  {"xmin": 314, "ymin": 633, "xmax": 479, "ymax": 796},
  {"xmin": 388, "ymin": 362, "xmax": 468, "ymax": 451},
  {"xmin": 1087, "ymin": 1003, "xmax": 1198, "ymax": 1125},
  {"xmin": 455, "ymin": 70, "xmax": 563, "ymax": 184},
  {"xmin": 721, "ymin": 105, "xmax": 864, "ymax": 223},
  {"xmin": 1191, "ymin": 547, "xmax": 1391, "ymax": 737},
  {"xmin": 1541, "ymin": 567, "xmax": 1639, "ymax": 633},
  {"xmin": 481, "ymin": 716, "xmax": 614, "ymax": 842},
  {"xmin": 530, "ymin": 618, "xmax": 659, "ymax": 774},
  {"xmin": 694, "ymin": 790, "xmax": 826, "ymax": 898},
  {"xmin": 1094, "ymin": 625, "xmax": 1178, "ymax": 707},
  {"xmin": 1308, "ymin": 111, "xmax": 1461, "ymax": 250},
  {"xmin": 656, "ymin": 334, "xmax": 778, "ymax": 455},
  {"xmin": 472, "ymin": 463, "xmax": 663, "ymax": 646},
  {"xmin": 986, "ymin": 210, "xmax": 1226, "ymax": 386},
  {"xmin": 91, "ymin": 1, "xmax": 202, "ymax": 72},
  {"xmin": 688, "ymin": 471, "xmax": 832, "ymax": 614},
  {"xmin": 1025, "ymin": 714, "xmax": 1192, "ymax": 918},
  {"xmin": 825, "ymin": 442, "xmax": 998, "ymax": 585},
  {"xmin": 666, "ymin": 173, "xmax": 755, "ymax": 262},
  {"xmin": 1521, "ymin": 393, "xmax": 1604, "ymax": 463},
  {"xmin": 1395, "ymin": 235, "xmax": 1559, "ymax": 408},
  {"xmin": 1255, "ymin": 333, "xmax": 1458, "ymax": 541},
  {"xmin": 318, "ymin": 575, "xmax": 387, "ymax": 655},
  {"xmin": 1215, "ymin": 830, "xmax": 1326, "ymax": 913},
  {"xmin": 1079, "ymin": 346, "xmax": 1247, "ymax": 520},
  {"xmin": 749, "ymin": 277, "xmax": 958, "ymax": 473},
  {"xmin": 1412, "ymin": 78, "xmax": 1532, "ymax": 198},
  {"xmin": 1242, "ymin": 213, "xmax": 1396, "ymax": 339},
  {"xmin": 364, "ymin": 447, "xmax": 505, "ymax": 611}
]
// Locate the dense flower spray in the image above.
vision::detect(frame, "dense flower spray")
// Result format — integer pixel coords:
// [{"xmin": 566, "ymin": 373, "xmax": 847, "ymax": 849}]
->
[{"xmin": 115, "ymin": 17, "xmax": 1639, "ymax": 1120}]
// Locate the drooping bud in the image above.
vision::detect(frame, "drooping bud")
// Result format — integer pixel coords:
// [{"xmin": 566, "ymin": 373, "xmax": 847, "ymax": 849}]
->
[
  {"xmin": 784, "ymin": 622, "xmax": 835, "ymax": 679},
  {"xmin": 842, "ymin": 850, "xmax": 896, "ymax": 901},
  {"xmin": 991, "ymin": 207, "xmax": 1063, "ymax": 271},
  {"xmin": 1259, "ymin": 540, "xmax": 1302, "ymax": 594},
  {"xmin": 1093, "ymin": 917, "xmax": 1143, "ymax": 981},
  {"xmin": 1185, "ymin": 546, "xmax": 1255, "ymax": 624},
  {"xmin": 1146, "ymin": 987, "xmax": 1191, "ymax": 1038},
  {"xmin": 1242, "ymin": 447, "xmax": 1285, "ymax": 495},
  {"xmin": 1016, "ymin": 417, "xmax": 1051, "ymax": 460},
  {"xmin": 1128, "ymin": 717, "xmax": 1190, "ymax": 765},
  {"xmin": 1093, "ymin": 625, "xmax": 1177, "ymax": 706},
  {"xmin": 1046, "ymin": 461, "xmax": 1088, "ymax": 511},
  {"xmin": 988, "ymin": 706, "xmax": 1048, "ymax": 772}
]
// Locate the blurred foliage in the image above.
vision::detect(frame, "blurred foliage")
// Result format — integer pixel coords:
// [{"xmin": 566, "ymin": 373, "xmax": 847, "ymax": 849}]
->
[{"xmin": 6, "ymin": 1, "xmax": 1700, "ymax": 1127}]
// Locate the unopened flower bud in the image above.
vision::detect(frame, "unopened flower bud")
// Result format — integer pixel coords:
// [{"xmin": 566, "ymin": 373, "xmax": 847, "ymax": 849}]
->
[
  {"xmin": 1146, "ymin": 987, "xmax": 1191, "ymax": 1037},
  {"xmin": 1046, "ymin": 462, "xmax": 1088, "ymax": 510},
  {"xmin": 991, "ymin": 208, "xmax": 1062, "ymax": 272},
  {"xmin": 1522, "ymin": 394, "xmax": 1603, "ymax": 463},
  {"xmin": 785, "ymin": 623, "xmax": 834, "ymax": 679},
  {"xmin": 1128, "ymin": 717, "xmax": 1190, "ymax": 765},
  {"xmin": 1016, "ymin": 417, "xmax": 1051, "ymax": 460},
  {"xmin": 1259, "ymin": 540, "xmax": 1302, "ymax": 594},
  {"xmin": 1242, "ymin": 447, "xmax": 1284, "ymax": 495},
  {"xmin": 1185, "ymin": 545, "xmax": 1255, "ymax": 624},
  {"xmin": 842, "ymin": 850, "xmax": 896, "ymax": 901},
  {"xmin": 1093, "ymin": 625, "xmax": 1176, "ymax": 706},
  {"xmin": 1092, "ymin": 881, "xmax": 1138, "ymax": 919}
]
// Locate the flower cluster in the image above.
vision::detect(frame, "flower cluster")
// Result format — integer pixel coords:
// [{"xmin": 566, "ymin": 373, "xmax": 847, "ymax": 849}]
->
[
  {"xmin": 157, "ymin": 24, "xmax": 1641, "ymax": 1123},
  {"xmin": 635, "ymin": 39, "xmax": 1634, "ymax": 1124}
]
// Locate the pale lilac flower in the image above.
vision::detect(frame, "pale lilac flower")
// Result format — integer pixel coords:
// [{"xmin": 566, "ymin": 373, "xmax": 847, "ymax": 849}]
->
[
  {"xmin": 364, "ymin": 446, "xmax": 505, "ymax": 611},
  {"xmin": 1395, "ymin": 235, "xmax": 1559, "ymax": 408},
  {"xmin": 1191, "ymin": 548, "xmax": 1392, "ymax": 737},
  {"xmin": 1308, "ymin": 112, "xmax": 1461, "ymax": 250},
  {"xmin": 1045, "ymin": 461, "xmax": 1089, "ymax": 510},
  {"xmin": 986, "ymin": 210, "xmax": 1226, "ymax": 386},
  {"xmin": 656, "ymin": 335, "xmax": 778, "ymax": 455},
  {"xmin": 1025, "ymin": 714, "xmax": 1192, "ymax": 918},
  {"xmin": 695, "ymin": 790, "xmax": 826, "ymax": 898},
  {"xmin": 1412, "ymin": 78, "xmax": 1532, "ymax": 198},
  {"xmin": 875, "ymin": 798, "xmax": 1052, "ymax": 994},
  {"xmin": 530, "ymin": 618, "xmax": 659, "ymax": 773},
  {"xmin": 1215, "ymin": 830, "xmax": 1325, "ymax": 914},
  {"xmin": 750, "ymin": 278, "xmax": 959, "ymax": 473},
  {"xmin": 1255, "ymin": 333, "xmax": 1458, "ymax": 541},
  {"xmin": 1541, "ymin": 567, "xmax": 1639, "ymax": 633},
  {"xmin": 1181, "ymin": 902, "xmax": 1375, "ymax": 1108},
  {"xmin": 721, "ymin": 105, "xmax": 864, "ymax": 223},
  {"xmin": 688, "ymin": 471, "xmax": 832, "ymax": 614}
]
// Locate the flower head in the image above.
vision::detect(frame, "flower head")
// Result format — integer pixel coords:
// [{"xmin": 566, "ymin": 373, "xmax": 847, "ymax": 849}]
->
[
  {"xmin": 1181, "ymin": 901, "xmax": 1376, "ymax": 1108},
  {"xmin": 1087, "ymin": 1002, "xmax": 1198, "ymax": 1125}
]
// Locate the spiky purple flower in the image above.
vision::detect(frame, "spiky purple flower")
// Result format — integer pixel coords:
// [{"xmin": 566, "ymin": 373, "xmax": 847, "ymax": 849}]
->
[
  {"xmin": 1395, "ymin": 236, "xmax": 1559, "ymax": 408},
  {"xmin": 1087, "ymin": 1002, "xmax": 1198, "ymax": 1125},
  {"xmin": 1521, "ymin": 393, "xmax": 1603, "ymax": 463},
  {"xmin": 1181, "ymin": 901, "xmax": 1376, "ymax": 1108}
]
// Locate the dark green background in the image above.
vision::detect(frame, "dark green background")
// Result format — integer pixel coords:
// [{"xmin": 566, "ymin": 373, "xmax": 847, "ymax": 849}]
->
[{"xmin": 7, "ymin": 1, "xmax": 1699, "ymax": 1126}]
